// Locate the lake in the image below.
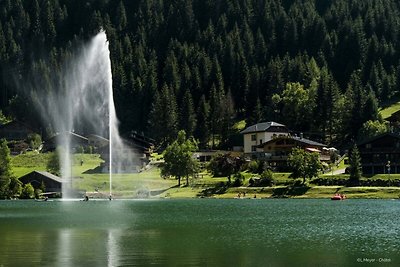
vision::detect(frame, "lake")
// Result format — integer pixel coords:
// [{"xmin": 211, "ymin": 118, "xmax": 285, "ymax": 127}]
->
[{"xmin": 0, "ymin": 199, "xmax": 399, "ymax": 266}]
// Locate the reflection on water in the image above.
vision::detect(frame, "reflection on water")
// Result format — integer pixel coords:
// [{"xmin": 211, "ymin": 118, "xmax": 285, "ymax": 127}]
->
[
  {"xmin": 57, "ymin": 230, "xmax": 71, "ymax": 267},
  {"xmin": 108, "ymin": 229, "xmax": 123, "ymax": 267},
  {"xmin": 0, "ymin": 199, "xmax": 400, "ymax": 266}
]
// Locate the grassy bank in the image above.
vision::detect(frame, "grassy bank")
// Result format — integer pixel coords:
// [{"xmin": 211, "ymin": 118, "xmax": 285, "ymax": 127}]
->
[
  {"xmin": 10, "ymin": 152, "xmax": 400, "ymax": 199},
  {"xmin": 157, "ymin": 184, "xmax": 400, "ymax": 199}
]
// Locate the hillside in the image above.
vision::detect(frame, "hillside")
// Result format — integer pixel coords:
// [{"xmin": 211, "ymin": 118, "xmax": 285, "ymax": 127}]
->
[
  {"xmin": 1, "ymin": 0, "xmax": 400, "ymax": 147},
  {"xmin": 379, "ymin": 100, "xmax": 400, "ymax": 119}
]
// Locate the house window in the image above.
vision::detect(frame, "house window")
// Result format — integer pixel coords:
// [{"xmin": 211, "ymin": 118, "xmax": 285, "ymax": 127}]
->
[
  {"xmin": 259, "ymin": 139, "xmax": 263, "ymax": 144},
  {"xmin": 251, "ymin": 134, "xmax": 256, "ymax": 141},
  {"xmin": 251, "ymin": 145, "xmax": 257, "ymax": 152},
  {"xmin": 366, "ymin": 144, "xmax": 372, "ymax": 149}
]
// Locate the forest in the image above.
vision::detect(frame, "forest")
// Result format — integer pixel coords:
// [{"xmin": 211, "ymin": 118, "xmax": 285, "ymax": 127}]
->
[{"xmin": 0, "ymin": 0, "xmax": 399, "ymax": 149}]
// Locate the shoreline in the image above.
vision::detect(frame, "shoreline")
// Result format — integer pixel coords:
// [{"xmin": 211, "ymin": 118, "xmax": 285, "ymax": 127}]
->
[{"xmin": 80, "ymin": 185, "xmax": 400, "ymax": 200}]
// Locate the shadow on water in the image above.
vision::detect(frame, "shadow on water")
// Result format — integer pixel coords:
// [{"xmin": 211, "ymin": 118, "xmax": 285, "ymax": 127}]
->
[{"xmin": 272, "ymin": 185, "xmax": 311, "ymax": 197}]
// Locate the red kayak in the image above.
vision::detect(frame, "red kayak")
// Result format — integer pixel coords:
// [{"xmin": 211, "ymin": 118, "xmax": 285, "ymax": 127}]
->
[{"xmin": 331, "ymin": 194, "xmax": 346, "ymax": 200}]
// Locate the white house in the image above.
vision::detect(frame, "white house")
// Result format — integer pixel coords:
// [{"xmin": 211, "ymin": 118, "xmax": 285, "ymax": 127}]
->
[{"xmin": 240, "ymin": 122, "xmax": 289, "ymax": 156}]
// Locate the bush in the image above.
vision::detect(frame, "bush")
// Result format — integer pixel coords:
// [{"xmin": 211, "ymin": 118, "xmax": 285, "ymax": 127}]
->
[
  {"xmin": 249, "ymin": 170, "xmax": 275, "ymax": 187},
  {"xmin": 35, "ymin": 188, "xmax": 43, "ymax": 199},
  {"xmin": 76, "ymin": 146, "xmax": 84, "ymax": 154},
  {"xmin": 27, "ymin": 133, "xmax": 42, "ymax": 150},
  {"xmin": 259, "ymin": 169, "xmax": 275, "ymax": 186},
  {"xmin": 247, "ymin": 160, "xmax": 259, "ymax": 173},
  {"xmin": 232, "ymin": 172, "xmax": 245, "ymax": 187},
  {"xmin": 85, "ymin": 146, "xmax": 93, "ymax": 154},
  {"xmin": 21, "ymin": 183, "xmax": 35, "ymax": 199}
]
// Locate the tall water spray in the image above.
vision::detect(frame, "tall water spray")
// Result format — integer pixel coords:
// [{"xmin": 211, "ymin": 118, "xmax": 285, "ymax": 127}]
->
[{"xmin": 33, "ymin": 31, "xmax": 135, "ymax": 198}]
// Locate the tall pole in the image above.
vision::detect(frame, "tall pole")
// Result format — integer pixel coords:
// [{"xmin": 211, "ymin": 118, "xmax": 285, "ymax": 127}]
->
[{"xmin": 109, "ymin": 99, "xmax": 112, "ymax": 199}]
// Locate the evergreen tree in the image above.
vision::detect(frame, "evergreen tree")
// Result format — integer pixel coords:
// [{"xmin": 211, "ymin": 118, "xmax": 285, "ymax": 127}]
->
[
  {"xmin": 348, "ymin": 144, "xmax": 362, "ymax": 185},
  {"xmin": 0, "ymin": 139, "xmax": 12, "ymax": 198},
  {"xmin": 195, "ymin": 95, "xmax": 210, "ymax": 148},
  {"xmin": 149, "ymin": 84, "xmax": 178, "ymax": 144},
  {"xmin": 209, "ymin": 84, "xmax": 223, "ymax": 148},
  {"xmin": 179, "ymin": 90, "xmax": 197, "ymax": 137},
  {"xmin": 116, "ymin": 1, "xmax": 127, "ymax": 31}
]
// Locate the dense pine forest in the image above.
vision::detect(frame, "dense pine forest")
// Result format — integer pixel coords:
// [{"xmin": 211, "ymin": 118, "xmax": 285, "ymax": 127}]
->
[{"xmin": 0, "ymin": 0, "xmax": 399, "ymax": 148}]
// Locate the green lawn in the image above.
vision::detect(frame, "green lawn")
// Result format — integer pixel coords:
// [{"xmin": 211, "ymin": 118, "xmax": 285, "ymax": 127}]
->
[
  {"xmin": 379, "ymin": 100, "xmax": 400, "ymax": 119},
  {"xmin": 12, "ymin": 152, "xmax": 176, "ymax": 198},
  {"xmin": 10, "ymin": 152, "xmax": 400, "ymax": 199},
  {"xmin": 11, "ymin": 152, "xmax": 49, "ymax": 177}
]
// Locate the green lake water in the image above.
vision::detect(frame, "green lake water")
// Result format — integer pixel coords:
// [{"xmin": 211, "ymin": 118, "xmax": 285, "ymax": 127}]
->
[{"xmin": 0, "ymin": 199, "xmax": 399, "ymax": 266}]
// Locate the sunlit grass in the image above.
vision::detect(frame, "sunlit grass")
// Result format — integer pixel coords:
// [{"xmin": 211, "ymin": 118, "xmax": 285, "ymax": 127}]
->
[
  {"xmin": 232, "ymin": 120, "xmax": 246, "ymax": 131},
  {"xmin": 10, "ymin": 152, "xmax": 400, "ymax": 199},
  {"xmin": 379, "ymin": 100, "xmax": 400, "ymax": 119}
]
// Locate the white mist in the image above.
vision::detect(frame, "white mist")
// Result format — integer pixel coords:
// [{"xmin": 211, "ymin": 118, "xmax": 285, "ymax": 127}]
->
[{"xmin": 34, "ymin": 31, "xmax": 135, "ymax": 198}]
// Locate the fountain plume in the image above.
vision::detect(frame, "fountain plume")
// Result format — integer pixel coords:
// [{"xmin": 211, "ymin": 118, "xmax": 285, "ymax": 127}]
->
[{"xmin": 27, "ymin": 31, "xmax": 136, "ymax": 198}]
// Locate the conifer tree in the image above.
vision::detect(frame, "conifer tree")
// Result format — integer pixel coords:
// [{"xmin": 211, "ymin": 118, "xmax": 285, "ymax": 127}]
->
[
  {"xmin": 116, "ymin": 1, "xmax": 128, "ymax": 31},
  {"xmin": 180, "ymin": 90, "xmax": 197, "ymax": 137},
  {"xmin": 0, "ymin": 139, "xmax": 12, "ymax": 198},
  {"xmin": 195, "ymin": 95, "xmax": 210, "ymax": 148},
  {"xmin": 149, "ymin": 84, "xmax": 178, "ymax": 144},
  {"xmin": 348, "ymin": 144, "xmax": 362, "ymax": 185}
]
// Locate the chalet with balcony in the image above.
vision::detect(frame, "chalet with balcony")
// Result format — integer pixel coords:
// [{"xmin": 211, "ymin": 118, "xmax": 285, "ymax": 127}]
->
[
  {"xmin": 257, "ymin": 135, "xmax": 328, "ymax": 170},
  {"xmin": 240, "ymin": 122, "xmax": 289, "ymax": 157},
  {"xmin": 357, "ymin": 133, "xmax": 400, "ymax": 175}
]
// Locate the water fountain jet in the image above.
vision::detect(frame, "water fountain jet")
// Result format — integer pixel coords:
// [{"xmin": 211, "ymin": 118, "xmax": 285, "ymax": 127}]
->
[{"xmin": 31, "ymin": 31, "xmax": 136, "ymax": 199}]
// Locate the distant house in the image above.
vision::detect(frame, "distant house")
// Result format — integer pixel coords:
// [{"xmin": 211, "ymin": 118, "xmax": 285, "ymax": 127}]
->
[
  {"xmin": 357, "ymin": 133, "xmax": 400, "ymax": 174},
  {"xmin": 43, "ymin": 131, "xmax": 89, "ymax": 152},
  {"xmin": 240, "ymin": 122, "xmax": 289, "ymax": 157},
  {"xmin": 19, "ymin": 171, "xmax": 62, "ymax": 193},
  {"xmin": 97, "ymin": 134, "xmax": 152, "ymax": 173},
  {"xmin": 257, "ymin": 136, "xmax": 328, "ymax": 170},
  {"xmin": 0, "ymin": 121, "xmax": 35, "ymax": 141},
  {"xmin": 122, "ymin": 131, "xmax": 155, "ymax": 153}
]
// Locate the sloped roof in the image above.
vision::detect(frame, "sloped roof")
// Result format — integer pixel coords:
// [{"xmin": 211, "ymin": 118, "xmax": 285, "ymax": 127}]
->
[
  {"xmin": 20, "ymin": 170, "xmax": 63, "ymax": 184},
  {"xmin": 357, "ymin": 132, "xmax": 400, "ymax": 146},
  {"xmin": 87, "ymin": 134, "xmax": 109, "ymax": 142},
  {"xmin": 35, "ymin": 171, "xmax": 63, "ymax": 183},
  {"xmin": 259, "ymin": 136, "xmax": 327, "ymax": 147},
  {"xmin": 0, "ymin": 120, "xmax": 34, "ymax": 130},
  {"xmin": 292, "ymin": 136, "xmax": 327, "ymax": 147},
  {"xmin": 240, "ymin": 122, "xmax": 287, "ymax": 134},
  {"xmin": 46, "ymin": 131, "xmax": 88, "ymax": 142}
]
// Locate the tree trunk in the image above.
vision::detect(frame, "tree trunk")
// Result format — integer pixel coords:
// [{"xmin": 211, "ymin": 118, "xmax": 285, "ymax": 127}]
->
[
  {"xmin": 186, "ymin": 175, "xmax": 189, "ymax": 186},
  {"xmin": 178, "ymin": 176, "xmax": 181, "ymax": 186}
]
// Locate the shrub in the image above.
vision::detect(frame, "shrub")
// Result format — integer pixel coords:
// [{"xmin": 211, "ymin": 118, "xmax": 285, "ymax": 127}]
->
[
  {"xmin": 247, "ymin": 160, "xmax": 259, "ymax": 173},
  {"xmin": 259, "ymin": 169, "xmax": 275, "ymax": 186},
  {"xmin": 232, "ymin": 172, "xmax": 245, "ymax": 187},
  {"xmin": 27, "ymin": 133, "xmax": 42, "ymax": 150},
  {"xmin": 76, "ymin": 146, "xmax": 84, "ymax": 154},
  {"xmin": 21, "ymin": 183, "xmax": 35, "ymax": 199},
  {"xmin": 85, "ymin": 146, "xmax": 93, "ymax": 154}
]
